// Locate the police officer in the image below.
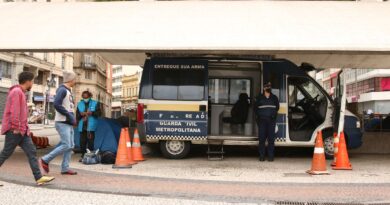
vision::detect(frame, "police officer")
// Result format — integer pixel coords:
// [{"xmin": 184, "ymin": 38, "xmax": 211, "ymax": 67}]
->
[{"xmin": 255, "ymin": 82, "xmax": 280, "ymax": 162}]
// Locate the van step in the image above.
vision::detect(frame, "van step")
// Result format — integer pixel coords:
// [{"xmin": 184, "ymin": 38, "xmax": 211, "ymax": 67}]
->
[
  {"xmin": 223, "ymin": 140, "xmax": 259, "ymax": 146},
  {"xmin": 207, "ymin": 140, "xmax": 224, "ymax": 160},
  {"xmin": 206, "ymin": 151, "xmax": 225, "ymax": 154}
]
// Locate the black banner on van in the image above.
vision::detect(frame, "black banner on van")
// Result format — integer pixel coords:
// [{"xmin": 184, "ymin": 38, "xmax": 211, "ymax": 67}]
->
[
  {"xmin": 151, "ymin": 58, "xmax": 207, "ymax": 70},
  {"xmin": 145, "ymin": 111, "xmax": 207, "ymax": 138}
]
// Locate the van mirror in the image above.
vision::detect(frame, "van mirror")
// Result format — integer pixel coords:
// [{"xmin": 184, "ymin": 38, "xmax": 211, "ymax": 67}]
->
[{"xmin": 299, "ymin": 63, "xmax": 316, "ymax": 72}]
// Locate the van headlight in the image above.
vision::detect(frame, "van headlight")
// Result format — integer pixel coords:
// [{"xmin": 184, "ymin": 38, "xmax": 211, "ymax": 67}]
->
[{"xmin": 356, "ymin": 121, "xmax": 361, "ymax": 128}]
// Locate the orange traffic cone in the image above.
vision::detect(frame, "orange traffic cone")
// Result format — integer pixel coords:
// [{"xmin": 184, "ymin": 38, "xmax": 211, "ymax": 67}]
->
[
  {"xmin": 112, "ymin": 128, "xmax": 132, "ymax": 169},
  {"xmin": 331, "ymin": 132, "xmax": 338, "ymax": 166},
  {"xmin": 132, "ymin": 129, "xmax": 145, "ymax": 161},
  {"xmin": 332, "ymin": 131, "xmax": 352, "ymax": 170},
  {"xmin": 124, "ymin": 128, "xmax": 137, "ymax": 165},
  {"xmin": 32, "ymin": 134, "xmax": 50, "ymax": 149},
  {"xmin": 307, "ymin": 131, "xmax": 330, "ymax": 175}
]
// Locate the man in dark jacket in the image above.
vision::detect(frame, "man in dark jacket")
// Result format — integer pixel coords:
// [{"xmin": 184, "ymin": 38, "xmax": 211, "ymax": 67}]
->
[{"xmin": 255, "ymin": 82, "xmax": 280, "ymax": 162}]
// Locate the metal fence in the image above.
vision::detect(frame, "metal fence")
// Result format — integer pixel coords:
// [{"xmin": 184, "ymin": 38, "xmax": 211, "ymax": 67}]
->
[{"xmin": 360, "ymin": 114, "xmax": 390, "ymax": 132}]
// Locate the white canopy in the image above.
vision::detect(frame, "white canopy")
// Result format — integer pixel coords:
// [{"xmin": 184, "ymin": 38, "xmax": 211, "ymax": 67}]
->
[{"xmin": 0, "ymin": 1, "xmax": 390, "ymax": 68}]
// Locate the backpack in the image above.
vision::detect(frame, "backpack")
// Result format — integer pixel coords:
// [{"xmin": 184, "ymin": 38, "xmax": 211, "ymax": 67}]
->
[
  {"xmin": 100, "ymin": 151, "xmax": 116, "ymax": 164},
  {"xmin": 82, "ymin": 149, "xmax": 101, "ymax": 165}
]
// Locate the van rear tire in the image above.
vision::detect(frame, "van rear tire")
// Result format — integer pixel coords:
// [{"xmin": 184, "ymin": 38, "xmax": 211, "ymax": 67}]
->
[{"xmin": 160, "ymin": 140, "xmax": 191, "ymax": 159}]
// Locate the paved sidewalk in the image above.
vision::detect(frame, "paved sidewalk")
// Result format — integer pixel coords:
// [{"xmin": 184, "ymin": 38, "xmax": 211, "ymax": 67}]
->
[{"xmin": 1, "ymin": 151, "xmax": 390, "ymax": 204}]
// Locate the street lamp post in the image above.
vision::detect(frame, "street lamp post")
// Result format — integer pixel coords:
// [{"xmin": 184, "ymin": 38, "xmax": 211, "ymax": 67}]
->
[{"xmin": 44, "ymin": 74, "xmax": 56, "ymax": 125}]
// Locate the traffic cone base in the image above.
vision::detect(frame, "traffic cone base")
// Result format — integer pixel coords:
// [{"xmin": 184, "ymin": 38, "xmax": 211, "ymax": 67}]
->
[
  {"xmin": 306, "ymin": 170, "xmax": 330, "ymax": 175},
  {"xmin": 332, "ymin": 131, "xmax": 352, "ymax": 170},
  {"xmin": 307, "ymin": 131, "xmax": 330, "ymax": 175}
]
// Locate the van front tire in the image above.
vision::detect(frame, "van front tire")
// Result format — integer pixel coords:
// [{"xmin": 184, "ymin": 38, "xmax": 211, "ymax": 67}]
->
[
  {"xmin": 160, "ymin": 140, "xmax": 191, "ymax": 159},
  {"xmin": 323, "ymin": 133, "xmax": 334, "ymax": 160}
]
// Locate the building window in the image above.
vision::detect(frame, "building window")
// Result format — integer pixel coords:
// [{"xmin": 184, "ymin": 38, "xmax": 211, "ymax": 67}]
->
[
  {"xmin": 83, "ymin": 54, "xmax": 93, "ymax": 67},
  {"xmin": 58, "ymin": 76, "xmax": 64, "ymax": 85},
  {"xmin": 43, "ymin": 53, "xmax": 48, "ymax": 61},
  {"xmin": 0, "ymin": 60, "xmax": 12, "ymax": 79},
  {"xmin": 85, "ymin": 70, "xmax": 92, "ymax": 80},
  {"xmin": 34, "ymin": 70, "xmax": 44, "ymax": 85},
  {"xmin": 61, "ymin": 55, "xmax": 65, "ymax": 69}
]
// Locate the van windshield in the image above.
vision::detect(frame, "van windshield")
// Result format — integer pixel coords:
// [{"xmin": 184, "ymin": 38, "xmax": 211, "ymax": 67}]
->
[{"xmin": 153, "ymin": 68, "xmax": 205, "ymax": 100}]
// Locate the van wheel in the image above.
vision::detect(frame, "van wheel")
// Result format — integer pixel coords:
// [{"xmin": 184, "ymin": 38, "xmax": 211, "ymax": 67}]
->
[
  {"xmin": 323, "ymin": 134, "xmax": 334, "ymax": 160},
  {"xmin": 160, "ymin": 140, "xmax": 190, "ymax": 159}
]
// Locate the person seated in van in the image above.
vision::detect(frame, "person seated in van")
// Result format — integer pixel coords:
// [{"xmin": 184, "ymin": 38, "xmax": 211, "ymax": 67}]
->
[
  {"xmin": 222, "ymin": 93, "xmax": 250, "ymax": 125},
  {"xmin": 76, "ymin": 91, "xmax": 101, "ymax": 162}
]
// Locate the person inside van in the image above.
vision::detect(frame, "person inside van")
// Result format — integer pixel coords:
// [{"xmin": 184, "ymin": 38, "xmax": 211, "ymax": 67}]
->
[{"xmin": 223, "ymin": 93, "xmax": 250, "ymax": 125}]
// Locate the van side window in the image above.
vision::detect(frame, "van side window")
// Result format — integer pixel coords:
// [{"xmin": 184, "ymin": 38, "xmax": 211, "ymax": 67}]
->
[
  {"xmin": 209, "ymin": 78, "xmax": 251, "ymax": 104},
  {"xmin": 153, "ymin": 68, "xmax": 205, "ymax": 100}
]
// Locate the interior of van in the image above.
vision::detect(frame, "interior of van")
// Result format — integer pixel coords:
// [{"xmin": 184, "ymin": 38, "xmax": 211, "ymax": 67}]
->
[
  {"xmin": 287, "ymin": 76, "xmax": 328, "ymax": 141},
  {"xmin": 207, "ymin": 61, "xmax": 261, "ymax": 138}
]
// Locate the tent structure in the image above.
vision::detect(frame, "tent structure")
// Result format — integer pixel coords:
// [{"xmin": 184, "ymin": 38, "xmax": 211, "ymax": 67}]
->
[
  {"xmin": 74, "ymin": 118, "xmax": 121, "ymax": 153},
  {"xmin": 0, "ymin": 1, "xmax": 390, "ymax": 68}
]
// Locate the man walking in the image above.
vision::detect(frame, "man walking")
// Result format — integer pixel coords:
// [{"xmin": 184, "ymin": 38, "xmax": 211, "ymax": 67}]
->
[
  {"xmin": 76, "ymin": 90, "xmax": 101, "ymax": 162},
  {"xmin": 255, "ymin": 82, "xmax": 280, "ymax": 162},
  {"xmin": 0, "ymin": 71, "xmax": 55, "ymax": 185},
  {"xmin": 40, "ymin": 71, "xmax": 78, "ymax": 175}
]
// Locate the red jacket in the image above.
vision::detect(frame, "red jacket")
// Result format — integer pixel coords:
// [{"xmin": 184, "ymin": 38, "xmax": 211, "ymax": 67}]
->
[{"xmin": 1, "ymin": 85, "xmax": 30, "ymax": 136}]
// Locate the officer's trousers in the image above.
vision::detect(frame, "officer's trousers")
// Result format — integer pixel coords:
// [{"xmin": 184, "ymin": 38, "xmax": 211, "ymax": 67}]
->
[{"xmin": 258, "ymin": 118, "xmax": 276, "ymax": 159}]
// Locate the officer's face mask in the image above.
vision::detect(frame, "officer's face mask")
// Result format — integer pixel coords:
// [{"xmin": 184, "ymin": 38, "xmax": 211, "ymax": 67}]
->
[{"xmin": 83, "ymin": 98, "xmax": 90, "ymax": 103}]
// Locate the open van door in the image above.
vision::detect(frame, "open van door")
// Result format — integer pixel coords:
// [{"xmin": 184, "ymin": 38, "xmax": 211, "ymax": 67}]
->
[{"xmin": 333, "ymin": 70, "xmax": 347, "ymax": 135}]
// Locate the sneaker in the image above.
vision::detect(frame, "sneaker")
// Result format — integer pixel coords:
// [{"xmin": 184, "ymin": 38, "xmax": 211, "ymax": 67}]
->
[
  {"xmin": 61, "ymin": 170, "xmax": 78, "ymax": 175},
  {"xmin": 268, "ymin": 158, "xmax": 274, "ymax": 162},
  {"xmin": 39, "ymin": 158, "xmax": 49, "ymax": 174},
  {"xmin": 36, "ymin": 176, "xmax": 55, "ymax": 186}
]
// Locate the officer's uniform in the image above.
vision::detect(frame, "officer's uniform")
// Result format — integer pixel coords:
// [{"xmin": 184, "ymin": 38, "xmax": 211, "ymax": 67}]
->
[{"xmin": 255, "ymin": 89, "xmax": 280, "ymax": 161}]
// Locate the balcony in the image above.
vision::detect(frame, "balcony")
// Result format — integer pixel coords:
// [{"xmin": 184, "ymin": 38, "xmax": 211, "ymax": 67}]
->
[{"xmin": 81, "ymin": 62, "xmax": 97, "ymax": 69}]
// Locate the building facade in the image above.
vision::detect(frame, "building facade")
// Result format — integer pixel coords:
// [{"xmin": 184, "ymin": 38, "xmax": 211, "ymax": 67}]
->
[
  {"xmin": 111, "ymin": 66, "xmax": 123, "ymax": 118},
  {"xmin": 73, "ymin": 53, "xmax": 112, "ymax": 118},
  {"xmin": 0, "ymin": 52, "xmax": 73, "ymax": 122},
  {"xmin": 121, "ymin": 71, "xmax": 141, "ymax": 113},
  {"xmin": 316, "ymin": 68, "xmax": 390, "ymax": 114}
]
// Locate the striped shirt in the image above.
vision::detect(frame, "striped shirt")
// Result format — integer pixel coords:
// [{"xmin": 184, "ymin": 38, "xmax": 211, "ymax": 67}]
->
[{"xmin": 1, "ymin": 85, "xmax": 30, "ymax": 135}]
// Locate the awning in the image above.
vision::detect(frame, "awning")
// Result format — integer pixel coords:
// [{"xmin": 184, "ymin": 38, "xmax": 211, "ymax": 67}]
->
[{"xmin": 0, "ymin": 1, "xmax": 390, "ymax": 68}]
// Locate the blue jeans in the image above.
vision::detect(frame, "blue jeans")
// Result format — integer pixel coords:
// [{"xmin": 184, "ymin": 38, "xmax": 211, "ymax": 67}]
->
[{"xmin": 42, "ymin": 122, "xmax": 74, "ymax": 172}]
